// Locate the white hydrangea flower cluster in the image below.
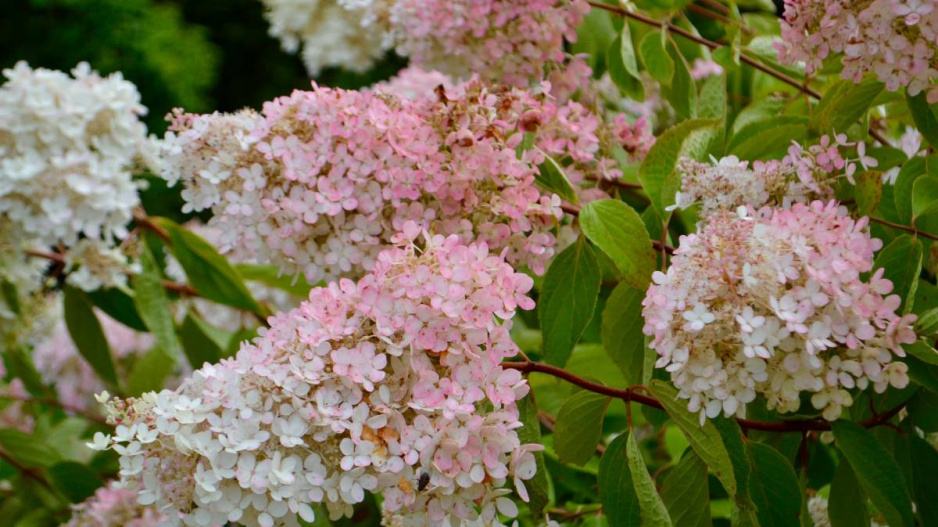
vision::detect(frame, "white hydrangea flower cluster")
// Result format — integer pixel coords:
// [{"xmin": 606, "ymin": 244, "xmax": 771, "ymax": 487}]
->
[
  {"xmin": 64, "ymin": 238, "xmax": 141, "ymax": 292},
  {"xmin": 643, "ymin": 201, "xmax": 917, "ymax": 423},
  {"xmin": 92, "ymin": 233, "xmax": 540, "ymax": 527},
  {"xmin": 65, "ymin": 481, "xmax": 165, "ymax": 527}
]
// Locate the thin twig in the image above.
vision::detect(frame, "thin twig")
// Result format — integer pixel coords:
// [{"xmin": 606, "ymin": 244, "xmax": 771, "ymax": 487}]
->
[
  {"xmin": 585, "ymin": 1, "xmax": 891, "ymax": 146},
  {"xmin": 869, "ymin": 217, "xmax": 938, "ymax": 241},
  {"xmin": 0, "ymin": 448, "xmax": 53, "ymax": 490},
  {"xmin": 0, "ymin": 394, "xmax": 109, "ymax": 426},
  {"xmin": 504, "ymin": 360, "xmax": 907, "ymax": 432}
]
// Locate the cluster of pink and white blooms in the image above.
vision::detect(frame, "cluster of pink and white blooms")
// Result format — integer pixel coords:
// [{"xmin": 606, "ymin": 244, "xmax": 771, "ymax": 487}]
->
[
  {"xmin": 778, "ymin": 0, "xmax": 938, "ymax": 102},
  {"xmin": 643, "ymin": 201, "xmax": 916, "ymax": 423},
  {"xmin": 91, "ymin": 233, "xmax": 540, "ymax": 527},
  {"xmin": 0, "ymin": 62, "xmax": 156, "ymax": 292},
  {"xmin": 259, "ymin": 0, "xmax": 588, "ymax": 86},
  {"xmin": 65, "ymin": 481, "xmax": 166, "ymax": 527},
  {"xmin": 161, "ymin": 78, "xmax": 648, "ymax": 283},
  {"xmin": 33, "ymin": 306, "xmax": 155, "ymax": 411}
]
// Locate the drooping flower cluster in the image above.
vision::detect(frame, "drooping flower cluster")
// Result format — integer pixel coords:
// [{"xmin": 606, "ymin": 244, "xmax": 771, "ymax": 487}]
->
[
  {"xmin": 65, "ymin": 481, "xmax": 165, "ymax": 527},
  {"xmin": 643, "ymin": 201, "xmax": 916, "ymax": 423},
  {"xmin": 778, "ymin": 0, "xmax": 938, "ymax": 102},
  {"xmin": 671, "ymin": 134, "xmax": 875, "ymax": 215},
  {"xmin": 92, "ymin": 234, "xmax": 539, "ymax": 526},
  {"xmin": 32, "ymin": 306, "xmax": 155, "ymax": 411},
  {"xmin": 162, "ymin": 79, "xmax": 638, "ymax": 283},
  {"xmin": 258, "ymin": 0, "xmax": 588, "ymax": 86}
]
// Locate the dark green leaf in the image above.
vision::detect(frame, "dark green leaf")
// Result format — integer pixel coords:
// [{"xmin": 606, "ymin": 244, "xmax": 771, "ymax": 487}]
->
[
  {"xmin": 648, "ymin": 381, "xmax": 737, "ymax": 498},
  {"xmin": 627, "ymin": 431, "xmax": 673, "ymax": 526},
  {"xmin": 872, "ymin": 235, "xmax": 923, "ymax": 315},
  {"xmin": 153, "ymin": 217, "xmax": 263, "ymax": 314},
  {"xmin": 812, "ymin": 78, "xmax": 884, "ymax": 135},
  {"xmin": 914, "ymin": 307, "xmax": 938, "ymax": 337},
  {"xmin": 909, "ymin": 435, "xmax": 938, "ymax": 526},
  {"xmin": 829, "ymin": 460, "xmax": 871, "ymax": 527},
  {"xmin": 535, "ymin": 150, "xmax": 580, "ymax": 206},
  {"xmin": 517, "ymin": 397, "xmax": 550, "ymax": 517},
  {"xmin": 854, "ymin": 171, "xmax": 883, "ymax": 217},
  {"xmin": 579, "ymin": 199, "xmax": 656, "ymax": 289},
  {"xmin": 713, "ymin": 418, "xmax": 760, "ymax": 526},
  {"xmin": 539, "ymin": 239, "xmax": 601, "ymax": 367},
  {"xmin": 86, "ymin": 288, "xmax": 147, "ymax": 332},
  {"xmin": 178, "ymin": 313, "xmax": 224, "ymax": 368},
  {"xmin": 904, "ymin": 340, "xmax": 938, "ymax": 366},
  {"xmin": 893, "ymin": 157, "xmax": 927, "ymax": 224},
  {"xmin": 5, "ymin": 347, "xmax": 48, "ymax": 397},
  {"xmin": 661, "ymin": 451, "xmax": 712, "ymax": 527},
  {"xmin": 1, "ymin": 280, "xmax": 20, "ymax": 317},
  {"xmin": 63, "ymin": 286, "xmax": 117, "ymax": 387},
  {"xmin": 49, "ymin": 462, "xmax": 102, "ymax": 503},
  {"xmin": 831, "ymin": 421, "xmax": 914, "ymax": 527},
  {"xmin": 907, "ymin": 91, "xmax": 938, "ymax": 148},
  {"xmin": 608, "ymin": 30, "xmax": 645, "ymax": 101},
  {"xmin": 133, "ymin": 247, "xmax": 183, "ymax": 363},
  {"xmin": 598, "ymin": 433, "xmax": 640, "ymax": 527},
  {"xmin": 661, "ymin": 38, "xmax": 696, "ymax": 120},
  {"xmin": 554, "ymin": 390, "xmax": 610, "ymax": 466},
  {"xmin": 749, "ymin": 443, "xmax": 802, "ymax": 527},
  {"xmin": 601, "ymin": 283, "xmax": 647, "ymax": 386}
]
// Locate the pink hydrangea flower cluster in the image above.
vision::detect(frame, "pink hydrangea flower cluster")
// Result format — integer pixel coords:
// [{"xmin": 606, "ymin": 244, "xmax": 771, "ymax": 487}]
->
[
  {"xmin": 66, "ymin": 481, "xmax": 165, "ymax": 527},
  {"xmin": 162, "ymin": 79, "xmax": 642, "ymax": 283},
  {"xmin": 610, "ymin": 115, "xmax": 656, "ymax": 164},
  {"xmin": 643, "ymin": 201, "xmax": 916, "ymax": 423},
  {"xmin": 91, "ymin": 234, "xmax": 540, "ymax": 527},
  {"xmin": 33, "ymin": 306, "xmax": 154, "ymax": 411},
  {"xmin": 388, "ymin": 0, "xmax": 590, "ymax": 86},
  {"xmin": 778, "ymin": 0, "xmax": 938, "ymax": 102}
]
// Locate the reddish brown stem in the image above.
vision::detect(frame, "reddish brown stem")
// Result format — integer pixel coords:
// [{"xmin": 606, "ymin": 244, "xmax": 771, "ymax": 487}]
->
[
  {"xmin": 869, "ymin": 217, "xmax": 938, "ymax": 241},
  {"xmin": 0, "ymin": 394, "xmax": 109, "ymax": 426},
  {"xmin": 0, "ymin": 448, "xmax": 53, "ymax": 490},
  {"xmin": 503, "ymin": 360, "xmax": 907, "ymax": 432}
]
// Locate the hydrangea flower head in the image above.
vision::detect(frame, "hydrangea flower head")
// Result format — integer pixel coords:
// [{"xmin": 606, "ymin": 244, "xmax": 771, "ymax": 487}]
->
[
  {"xmin": 643, "ymin": 201, "xmax": 916, "ymax": 423},
  {"xmin": 93, "ymin": 234, "xmax": 540, "ymax": 526},
  {"xmin": 65, "ymin": 481, "xmax": 165, "ymax": 527}
]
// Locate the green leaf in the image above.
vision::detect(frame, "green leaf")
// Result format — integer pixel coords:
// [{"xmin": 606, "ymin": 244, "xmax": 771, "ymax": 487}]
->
[
  {"xmin": 235, "ymin": 264, "xmax": 314, "ymax": 298},
  {"xmin": 153, "ymin": 217, "xmax": 263, "ymax": 314},
  {"xmin": 661, "ymin": 38, "xmax": 697, "ymax": 120},
  {"xmin": 914, "ymin": 307, "xmax": 938, "ymax": 337},
  {"xmin": 608, "ymin": 29, "xmax": 645, "ymax": 101},
  {"xmin": 554, "ymin": 390, "xmax": 610, "ymax": 466},
  {"xmin": 601, "ymin": 283, "xmax": 647, "ymax": 386},
  {"xmin": 539, "ymin": 238, "xmax": 601, "ymax": 367},
  {"xmin": 63, "ymin": 286, "xmax": 117, "ymax": 387},
  {"xmin": 905, "ymin": 356, "xmax": 938, "ymax": 392},
  {"xmin": 579, "ymin": 199, "xmax": 657, "ymax": 289},
  {"xmin": 661, "ymin": 451, "xmax": 711, "ymax": 527},
  {"xmin": 904, "ymin": 340, "xmax": 938, "ymax": 366},
  {"xmin": 640, "ymin": 29, "xmax": 674, "ymax": 87},
  {"xmin": 713, "ymin": 418, "xmax": 760, "ymax": 526},
  {"xmin": 749, "ymin": 443, "xmax": 802, "ymax": 527},
  {"xmin": 640, "ymin": 118, "xmax": 722, "ymax": 215},
  {"xmin": 698, "ymin": 74, "xmax": 727, "ymax": 121},
  {"xmin": 516, "ymin": 397, "xmax": 550, "ymax": 518},
  {"xmin": 132, "ymin": 247, "xmax": 183, "ymax": 363},
  {"xmin": 893, "ymin": 157, "xmax": 927, "ymax": 224},
  {"xmin": 126, "ymin": 348, "xmax": 176, "ymax": 396},
  {"xmin": 909, "ymin": 435, "xmax": 938, "ymax": 526},
  {"xmin": 907, "ymin": 91, "xmax": 938, "ymax": 148},
  {"xmin": 535, "ymin": 150, "xmax": 580, "ymax": 206},
  {"xmin": 907, "ymin": 390, "xmax": 938, "ymax": 432},
  {"xmin": 831, "ymin": 421, "xmax": 914, "ymax": 527},
  {"xmin": 812, "ymin": 78, "xmax": 884, "ymax": 135},
  {"xmin": 912, "ymin": 176, "xmax": 938, "ymax": 221},
  {"xmin": 829, "ymin": 460, "xmax": 871, "ymax": 527},
  {"xmin": 49, "ymin": 462, "xmax": 102, "ymax": 503},
  {"xmin": 726, "ymin": 116, "xmax": 808, "ymax": 161},
  {"xmin": 598, "ymin": 433, "xmax": 641, "ymax": 527},
  {"xmin": 5, "ymin": 347, "xmax": 49, "ymax": 398},
  {"xmin": 628, "ymin": 432, "xmax": 673, "ymax": 526},
  {"xmin": 873, "ymin": 235, "xmax": 923, "ymax": 315},
  {"xmin": 86, "ymin": 288, "xmax": 148, "ymax": 332},
  {"xmin": 732, "ymin": 98, "xmax": 789, "ymax": 135},
  {"xmin": 178, "ymin": 313, "xmax": 224, "ymax": 368},
  {"xmin": 1, "ymin": 280, "xmax": 20, "ymax": 317},
  {"xmin": 855, "ymin": 171, "xmax": 883, "ymax": 217},
  {"xmin": 0, "ymin": 429, "xmax": 60, "ymax": 469},
  {"xmin": 648, "ymin": 381, "xmax": 737, "ymax": 498}
]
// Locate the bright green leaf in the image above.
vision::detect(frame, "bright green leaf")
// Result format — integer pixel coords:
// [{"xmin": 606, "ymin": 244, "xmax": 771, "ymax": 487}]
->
[
  {"xmin": 648, "ymin": 381, "xmax": 737, "ymax": 498},
  {"xmin": 236, "ymin": 264, "xmax": 315, "ymax": 298},
  {"xmin": 554, "ymin": 391, "xmax": 610, "ymax": 466},
  {"xmin": 726, "ymin": 116, "xmax": 808, "ymax": 161},
  {"xmin": 911, "ymin": 176, "xmax": 938, "ymax": 221},
  {"xmin": 598, "ymin": 433, "xmax": 640, "ymax": 527},
  {"xmin": 608, "ymin": 30, "xmax": 645, "ymax": 101},
  {"xmin": 914, "ymin": 307, "xmax": 938, "ymax": 337},
  {"xmin": 698, "ymin": 74, "xmax": 727, "ymax": 121},
  {"xmin": 812, "ymin": 78, "xmax": 884, "ymax": 135},
  {"xmin": 601, "ymin": 283, "xmax": 647, "ymax": 386},
  {"xmin": 579, "ymin": 199, "xmax": 656, "ymax": 289},
  {"xmin": 627, "ymin": 431, "xmax": 673, "ymax": 526},
  {"xmin": 539, "ymin": 238, "xmax": 601, "ymax": 367},
  {"xmin": 904, "ymin": 340, "xmax": 938, "ymax": 366},
  {"xmin": 535, "ymin": 150, "xmax": 580, "ymax": 206},
  {"xmin": 63, "ymin": 286, "xmax": 117, "ymax": 387},
  {"xmin": 132, "ymin": 247, "xmax": 183, "ymax": 363},
  {"xmin": 640, "ymin": 118, "xmax": 722, "ymax": 215},
  {"xmin": 893, "ymin": 157, "xmax": 927, "ymax": 224},
  {"xmin": 661, "ymin": 451, "xmax": 712, "ymax": 527},
  {"xmin": 661, "ymin": 38, "xmax": 697, "ymax": 120},
  {"xmin": 640, "ymin": 29, "xmax": 674, "ymax": 87},
  {"xmin": 831, "ymin": 421, "xmax": 914, "ymax": 527}
]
